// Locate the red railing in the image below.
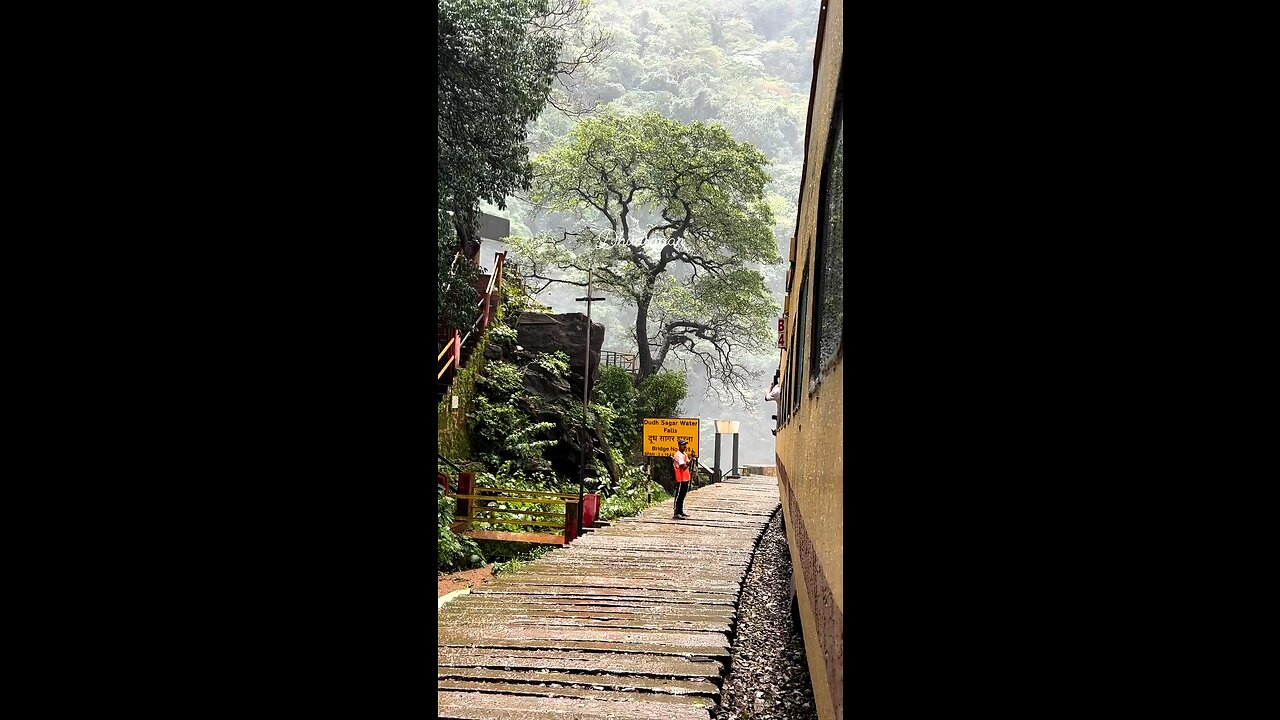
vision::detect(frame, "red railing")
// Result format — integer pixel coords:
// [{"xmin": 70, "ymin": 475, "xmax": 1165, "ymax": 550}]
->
[
  {"xmin": 449, "ymin": 471, "xmax": 587, "ymax": 543},
  {"xmin": 438, "ymin": 251, "xmax": 507, "ymax": 392}
]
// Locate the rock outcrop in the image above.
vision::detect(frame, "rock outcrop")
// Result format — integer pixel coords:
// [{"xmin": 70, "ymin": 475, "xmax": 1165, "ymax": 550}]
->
[
  {"xmin": 516, "ymin": 312, "xmax": 605, "ymax": 398},
  {"xmin": 475, "ymin": 312, "xmax": 616, "ymax": 488}
]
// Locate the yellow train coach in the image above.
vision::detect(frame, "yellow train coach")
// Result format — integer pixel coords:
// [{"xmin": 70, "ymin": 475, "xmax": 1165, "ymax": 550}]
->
[{"xmin": 775, "ymin": 0, "xmax": 843, "ymax": 718}]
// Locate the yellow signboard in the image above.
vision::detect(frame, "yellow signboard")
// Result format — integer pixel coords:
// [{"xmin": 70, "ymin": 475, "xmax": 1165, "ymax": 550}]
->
[{"xmin": 643, "ymin": 417, "xmax": 700, "ymax": 457}]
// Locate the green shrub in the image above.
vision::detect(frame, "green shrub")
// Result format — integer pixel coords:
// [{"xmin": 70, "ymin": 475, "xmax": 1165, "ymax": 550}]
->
[
  {"xmin": 437, "ymin": 328, "xmax": 493, "ymax": 461},
  {"xmin": 599, "ymin": 464, "xmax": 670, "ymax": 521},
  {"xmin": 467, "ymin": 461, "xmax": 574, "ymax": 534},
  {"xmin": 469, "ymin": 397, "xmax": 558, "ymax": 471},
  {"xmin": 595, "ymin": 367, "xmax": 640, "ymax": 453},
  {"xmin": 489, "ymin": 324, "xmax": 518, "ymax": 351},
  {"xmin": 637, "ymin": 371, "xmax": 688, "ymax": 420},
  {"xmin": 590, "ymin": 402, "xmax": 617, "ymax": 441},
  {"xmin": 437, "ymin": 210, "xmax": 481, "ymax": 334},
  {"xmin": 533, "ymin": 351, "xmax": 570, "ymax": 378},
  {"xmin": 494, "ymin": 546, "xmax": 553, "ymax": 576},
  {"xmin": 480, "ymin": 361, "xmax": 523, "ymax": 395},
  {"xmin": 438, "ymin": 486, "xmax": 484, "ymax": 569}
]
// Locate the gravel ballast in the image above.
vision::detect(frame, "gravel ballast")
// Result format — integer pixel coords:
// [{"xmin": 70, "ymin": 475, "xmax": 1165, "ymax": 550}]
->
[{"xmin": 714, "ymin": 508, "xmax": 819, "ymax": 720}]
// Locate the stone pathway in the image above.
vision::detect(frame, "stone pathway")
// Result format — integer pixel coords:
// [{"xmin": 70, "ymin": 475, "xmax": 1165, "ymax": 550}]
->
[{"xmin": 438, "ymin": 476, "xmax": 781, "ymax": 720}]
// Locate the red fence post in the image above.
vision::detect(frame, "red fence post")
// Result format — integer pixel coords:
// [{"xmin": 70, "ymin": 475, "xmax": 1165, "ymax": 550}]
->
[
  {"xmin": 457, "ymin": 471, "xmax": 474, "ymax": 524},
  {"xmin": 564, "ymin": 500, "xmax": 580, "ymax": 543}
]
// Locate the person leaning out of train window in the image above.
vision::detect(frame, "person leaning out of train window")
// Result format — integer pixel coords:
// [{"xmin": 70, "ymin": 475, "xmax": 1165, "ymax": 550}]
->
[
  {"xmin": 671, "ymin": 439, "xmax": 693, "ymax": 520},
  {"xmin": 766, "ymin": 370, "xmax": 782, "ymax": 402}
]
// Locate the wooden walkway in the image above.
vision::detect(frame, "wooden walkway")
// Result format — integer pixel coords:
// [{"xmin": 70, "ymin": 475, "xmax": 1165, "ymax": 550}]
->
[{"xmin": 437, "ymin": 476, "xmax": 781, "ymax": 720}]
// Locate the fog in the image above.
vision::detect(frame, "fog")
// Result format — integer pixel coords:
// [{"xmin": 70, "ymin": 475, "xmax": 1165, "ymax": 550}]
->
[{"xmin": 480, "ymin": 0, "xmax": 819, "ymax": 468}]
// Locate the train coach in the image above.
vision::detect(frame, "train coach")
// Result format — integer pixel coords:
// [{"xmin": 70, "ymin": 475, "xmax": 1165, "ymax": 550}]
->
[{"xmin": 775, "ymin": 0, "xmax": 843, "ymax": 718}]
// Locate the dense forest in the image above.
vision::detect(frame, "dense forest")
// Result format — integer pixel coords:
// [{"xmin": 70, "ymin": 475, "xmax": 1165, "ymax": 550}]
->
[{"xmin": 488, "ymin": 0, "xmax": 820, "ymax": 465}]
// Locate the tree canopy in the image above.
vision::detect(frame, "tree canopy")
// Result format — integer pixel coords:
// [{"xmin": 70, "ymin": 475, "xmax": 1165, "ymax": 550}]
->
[
  {"xmin": 513, "ymin": 112, "xmax": 780, "ymax": 402},
  {"xmin": 438, "ymin": 0, "xmax": 611, "ymax": 333},
  {"xmin": 437, "ymin": 0, "xmax": 561, "ymax": 219}
]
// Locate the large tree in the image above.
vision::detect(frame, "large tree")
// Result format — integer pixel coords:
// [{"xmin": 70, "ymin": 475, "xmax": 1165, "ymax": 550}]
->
[
  {"xmin": 438, "ymin": 0, "xmax": 608, "ymax": 236},
  {"xmin": 514, "ymin": 112, "xmax": 781, "ymax": 403},
  {"xmin": 438, "ymin": 0, "xmax": 608, "ymax": 336},
  {"xmin": 438, "ymin": 0, "xmax": 559, "ymax": 237}
]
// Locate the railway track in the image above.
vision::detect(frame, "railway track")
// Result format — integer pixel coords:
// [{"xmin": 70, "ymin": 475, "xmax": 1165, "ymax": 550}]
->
[{"xmin": 438, "ymin": 475, "xmax": 781, "ymax": 720}]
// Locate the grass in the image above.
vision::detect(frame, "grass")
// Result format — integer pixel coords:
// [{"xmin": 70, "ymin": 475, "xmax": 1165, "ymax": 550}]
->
[{"xmin": 490, "ymin": 545, "xmax": 553, "ymax": 576}]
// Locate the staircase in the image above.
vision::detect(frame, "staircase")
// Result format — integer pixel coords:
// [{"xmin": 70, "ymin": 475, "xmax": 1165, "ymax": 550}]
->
[
  {"xmin": 438, "ymin": 250, "xmax": 506, "ymax": 407},
  {"xmin": 437, "ymin": 329, "xmax": 480, "ymax": 405}
]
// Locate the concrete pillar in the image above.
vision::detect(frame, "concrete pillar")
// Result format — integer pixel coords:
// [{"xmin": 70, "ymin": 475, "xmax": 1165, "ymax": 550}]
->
[
  {"xmin": 731, "ymin": 434, "xmax": 740, "ymax": 477},
  {"xmin": 713, "ymin": 433, "xmax": 723, "ymax": 481}
]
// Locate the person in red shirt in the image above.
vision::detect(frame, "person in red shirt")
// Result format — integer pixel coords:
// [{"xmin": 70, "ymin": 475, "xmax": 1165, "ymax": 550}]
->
[{"xmin": 672, "ymin": 439, "xmax": 692, "ymax": 519}]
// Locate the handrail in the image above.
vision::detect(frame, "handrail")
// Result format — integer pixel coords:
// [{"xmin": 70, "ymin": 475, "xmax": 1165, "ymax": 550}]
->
[
  {"xmin": 485, "ymin": 267, "xmax": 498, "ymax": 296},
  {"xmin": 474, "ymin": 487, "xmax": 582, "ymax": 499},
  {"xmin": 438, "ymin": 336, "xmax": 457, "ymax": 362},
  {"xmin": 459, "ymin": 308, "xmax": 484, "ymax": 351},
  {"xmin": 484, "ymin": 252, "xmax": 503, "ymax": 296},
  {"xmin": 437, "ymin": 354, "xmax": 456, "ymax": 380},
  {"xmin": 438, "ymin": 455, "xmax": 464, "ymax": 473},
  {"xmin": 453, "ymin": 494, "xmax": 575, "ymax": 506},
  {"xmin": 438, "ymin": 251, "xmax": 506, "ymax": 395},
  {"xmin": 452, "ymin": 477, "xmax": 582, "ymax": 541},
  {"xmin": 466, "ymin": 508, "xmax": 565, "ymax": 518},
  {"xmin": 454, "ymin": 516, "xmax": 567, "ymax": 529}
]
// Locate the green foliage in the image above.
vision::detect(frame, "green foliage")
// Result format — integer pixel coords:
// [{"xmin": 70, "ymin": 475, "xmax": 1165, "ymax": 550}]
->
[
  {"xmin": 480, "ymin": 361, "xmax": 524, "ymax": 396},
  {"xmin": 438, "ymin": 327, "xmax": 495, "ymax": 461},
  {"xmin": 438, "ymin": 486, "xmax": 484, "ymax": 569},
  {"xmin": 468, "ymin": 461, "xmax": 574, "ymax": 534},
  {"xmin": 608, "ymin": 446, "xmax": 627, "ymax": 474},
  {"xmin": 637, "ymin": 371, "xmax": 688, "ymax": 420},
  {"xmin": 595, "ymin": 367, "xmax": 640, "ymax": 454},
  {"xmin": 438, "ymin": 209, "xmax": 481, "ymax": 333},
  {"xmin": 488, "ymin": 324, "xmax": 518, "ymax": 351},
  {"xmin": 519, "ymin": 111, "xmax": 781, "ymax": 401},
  {"xmin": 494, "ymin": 546, "xmax": 553, "ymax": 576},
  {"xmin": 469, "ymin": 396, "xmax": 558, "ymax": 470},
  {"xmin": 496, "ymin": 0, "xmax": 820, "ymax": 421},
  {"xmin": 533, "ymin": 351, "xmax": 570, "ymax": 379},
  {"xmin": 560, "ymin": 402, "xmax": 618, "ymax": 484},
  {"xmin": 500, "ymin": 266, "xmax": 550, "ymax": 317},
  {"xmin": 599, "ymin": 464, "xmax": 670, "ymax": 521},
  {"xmin": 438, "ymin": 0, "xmax": 563, "ymax": 216},
  {"xmin": 530, "ymin": 112, "xmax": 779, "ymax": 266},
  {"xmin": 589, "ymin": 402, "xmax": 618, "ymax": 442},
  {"xmin": 596, "ymin": 366, "xmax": 638, "ymax": 406},
  {"xmin": 478, "ymin": 460, "xmax": 564, "ymax": 494}
]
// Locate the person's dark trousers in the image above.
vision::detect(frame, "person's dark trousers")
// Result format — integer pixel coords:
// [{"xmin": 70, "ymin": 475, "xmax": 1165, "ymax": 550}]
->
[{"xmin": 673, "ymin": 480, "xmax": 690, "ymax": 516}]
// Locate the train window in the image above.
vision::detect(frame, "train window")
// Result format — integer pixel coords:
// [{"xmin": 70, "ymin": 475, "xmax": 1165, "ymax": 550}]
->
[
  {"xmin": 791, "ymin": 268, "xmax": 809, "ymax": 417},
  {"xmin": 778, "ymin": 325, "xmax": 788, "ymax": 420},
  {"xmin": 811, "ymin": 98, "xmax": 844, "ymax": 384}
]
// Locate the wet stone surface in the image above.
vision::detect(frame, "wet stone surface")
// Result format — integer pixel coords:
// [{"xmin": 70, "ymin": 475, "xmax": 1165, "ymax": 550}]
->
[{"xmin": 712, "ymin": 511, "xmax": 819, "ymax": 720}]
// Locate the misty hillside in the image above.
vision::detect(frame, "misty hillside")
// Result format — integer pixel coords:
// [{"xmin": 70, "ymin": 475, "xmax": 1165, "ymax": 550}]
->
[{"xmin": 485, "ymin": 0, "xmax": 820, "ymax": 466}]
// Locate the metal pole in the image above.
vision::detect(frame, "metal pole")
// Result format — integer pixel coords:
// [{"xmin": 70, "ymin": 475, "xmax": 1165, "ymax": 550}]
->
[
  {"xmin": 579, "ymin": 263, "xmax": 591, "ymax": 532},
  {"xmin": 572, "ymin": 270, "xmax": 605, "ymax": 536}
]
